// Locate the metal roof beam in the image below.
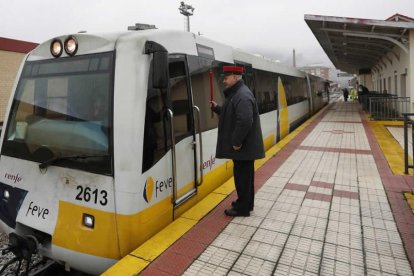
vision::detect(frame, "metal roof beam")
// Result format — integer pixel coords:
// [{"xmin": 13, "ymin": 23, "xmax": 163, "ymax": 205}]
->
[
  {"xmin": 343, "ymin": 32, "xmax": 409, "ymax": 53},
  {"xmin": 320, "ymin": 27, "xmax": 404, "ymax": 38}
]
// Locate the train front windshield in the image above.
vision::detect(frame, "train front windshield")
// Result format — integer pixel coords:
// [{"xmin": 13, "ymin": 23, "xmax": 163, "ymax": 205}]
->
[{"xmin": 1, "ymin": 52, "xmax": 114, "ymax": 175}]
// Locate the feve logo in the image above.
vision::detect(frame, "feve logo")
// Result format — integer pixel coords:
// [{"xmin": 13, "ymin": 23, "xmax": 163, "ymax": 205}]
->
[{"xmin": 143, "ymin": 177, "xmax": 154, "ymax": 203}]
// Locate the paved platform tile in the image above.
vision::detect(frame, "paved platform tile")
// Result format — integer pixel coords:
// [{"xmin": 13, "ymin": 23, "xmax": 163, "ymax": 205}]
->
[
  {"xmin": 251, "ymin": 228, "xmax": 288, "ymax": 246},
  {"xmin": 320, "ymin": 258, "xmax": 365, "ymax": 276},
  {"xmin": 211, "ymin": 232, "xmax": 250, "ymax": 253},
  {"xmin": 243, "ymin": 240, "xmax": 283, "ymax": 261},
  {"xmin": 197, "ymin": 246, "xmax": 239, "ymax": 269},
  {"xmin": 231, "ymin": 254, "xmax": 275, "ymax": 275},
  {"xmin": 183, "ymin": 260, "xmax": 229, "ymax": 276},
  {"xmin": 285, "ymin": 235, "xmax": 323, "ymax": 256},
  {"xmin": 278, "ymin": 248, "xmax": 321, "ymax": 274}
]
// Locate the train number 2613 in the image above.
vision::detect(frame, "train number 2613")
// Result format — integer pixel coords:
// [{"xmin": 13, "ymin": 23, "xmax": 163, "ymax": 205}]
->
[{"xmin": 75, "ymin": 185, "xmax": 108, "ymax": 206}]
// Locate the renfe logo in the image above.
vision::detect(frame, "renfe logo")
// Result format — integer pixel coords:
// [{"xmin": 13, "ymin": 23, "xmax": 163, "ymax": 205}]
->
[
  {"xmin": 143, "ymin": 176, "xmax": 173, "ymax": 203},
  {"xmin": 4, "ymin": 173, "xmax": 22, "ymax": 184},
  {"xmin": 201, "ymin": 155, "xmax": 215, "ymax": 171}
]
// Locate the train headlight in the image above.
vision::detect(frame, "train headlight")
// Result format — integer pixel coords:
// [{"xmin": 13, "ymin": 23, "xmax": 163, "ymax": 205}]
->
[
  {"xmin": 3, "ymin": 190, "xmax": 10, "ymax": 201},
  {"xmin": 64, "ymin": 36, "xmax": 78, "ymax": 56},
  {"xmin": 50, "ymin": 39, "xmax": 63, "ymax": 58},
  {"xmin": 82, "ymin": 213, "xmax": 94, "ymax": 229}
]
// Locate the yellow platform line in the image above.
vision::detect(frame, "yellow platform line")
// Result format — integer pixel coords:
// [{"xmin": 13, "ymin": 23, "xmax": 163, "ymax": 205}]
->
[
  {"xmin": 102, "ymin": 105, "xmax": 328, "ymax": 275},
  {"xmin": 367, "ymin": 120, "xmax": 412, "ymax": 175}
]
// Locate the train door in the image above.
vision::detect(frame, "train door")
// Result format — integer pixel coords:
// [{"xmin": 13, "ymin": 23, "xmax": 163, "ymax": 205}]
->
[{"xmin": 167, "ymin": 55, "xmax": 199, "ymax": 208}]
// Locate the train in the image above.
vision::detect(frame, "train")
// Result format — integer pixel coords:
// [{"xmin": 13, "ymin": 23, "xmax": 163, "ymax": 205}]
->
[{"xmin": 0, "ymin": 24, "xmax": 328, "ymax": 275}]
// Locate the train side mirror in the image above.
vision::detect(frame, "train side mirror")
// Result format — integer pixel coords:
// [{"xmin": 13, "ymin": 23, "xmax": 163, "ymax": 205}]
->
[{"xmin": 152, "ymin": 51, "xmax": 168, "ymax": 89}]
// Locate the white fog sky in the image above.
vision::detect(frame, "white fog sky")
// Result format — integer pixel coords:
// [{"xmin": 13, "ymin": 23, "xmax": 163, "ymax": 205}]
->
[{"xmin": 1, "ymin": 0, "xmax": 414, "ymax": 67}]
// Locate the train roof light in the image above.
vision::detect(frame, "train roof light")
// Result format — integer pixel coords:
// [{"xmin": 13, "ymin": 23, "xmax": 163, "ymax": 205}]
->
[
  {"xmin": 64, "ymin": 36, "xmax": 78, "ymax": 56},
  {"xmin": 50, "ymin": 39, "xmax": 63, "ymax": 58},
  {"xmin": 82, "ymin": 213, "xmax": 95, "ymax": 229}
]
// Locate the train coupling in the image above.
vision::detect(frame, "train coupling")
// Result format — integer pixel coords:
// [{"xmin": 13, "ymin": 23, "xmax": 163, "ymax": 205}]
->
[{"xmin": 3, "ymin": 232, "xmax": 38, "ymax": 260}]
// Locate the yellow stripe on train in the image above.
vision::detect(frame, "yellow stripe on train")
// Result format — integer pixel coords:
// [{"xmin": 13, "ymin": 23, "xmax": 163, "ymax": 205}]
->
[{"xmin": 278, "ymin": 77, "xmax": 289, "ymax": 139}]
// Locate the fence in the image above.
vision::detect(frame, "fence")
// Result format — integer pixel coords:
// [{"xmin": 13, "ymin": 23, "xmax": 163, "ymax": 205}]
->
[{"xmin": 360, "ymin": 93, "xmax": 410, "ymax": 120}]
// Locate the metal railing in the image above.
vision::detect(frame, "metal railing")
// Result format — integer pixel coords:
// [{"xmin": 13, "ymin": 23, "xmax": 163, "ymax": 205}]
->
[
  {"xmin": 403, "ymin": 113, "xmax": 414, "ymax": 174},
  {"xmin": 360, "ymin": 93, "xmax": 410, "ymax": 120}
]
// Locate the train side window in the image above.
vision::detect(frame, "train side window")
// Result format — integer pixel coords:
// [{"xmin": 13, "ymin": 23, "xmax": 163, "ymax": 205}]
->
[
  {"xmin": 254, "ymin": 69, "xmax": 278, "ymax": 114},
  {"xmin": 188, "ymin": 55, "xmax": 223, "ymax": 132},
  {"xmin": 282, "ymin": 75, "xmax": 308, "ymax": 105}
]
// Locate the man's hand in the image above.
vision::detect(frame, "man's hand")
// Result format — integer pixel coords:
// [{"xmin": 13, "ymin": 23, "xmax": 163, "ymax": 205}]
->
[{"xmin": 210, "ymin": 101, "xmax": 217, "ymax": 111}]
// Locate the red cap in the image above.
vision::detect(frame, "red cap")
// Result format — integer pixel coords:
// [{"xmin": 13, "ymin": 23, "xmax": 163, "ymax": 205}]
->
[{"xmin": 222, "ymin": 66, "xmax": 244, "ymax": 75}]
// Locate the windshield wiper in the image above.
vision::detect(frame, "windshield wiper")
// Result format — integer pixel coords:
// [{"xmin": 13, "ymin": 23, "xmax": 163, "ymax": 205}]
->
[{"xmin": 39, "ymin": 154, "xmax": 110, "ymax": 170}]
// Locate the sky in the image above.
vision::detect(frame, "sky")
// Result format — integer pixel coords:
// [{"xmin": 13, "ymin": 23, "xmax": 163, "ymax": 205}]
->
[{"xmin": 1, "ymin": 0, "xmax": 414, "ymax": 68}]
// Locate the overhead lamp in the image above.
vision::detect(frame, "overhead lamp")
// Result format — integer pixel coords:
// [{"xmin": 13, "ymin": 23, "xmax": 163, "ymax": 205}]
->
[
  {"xmin": 50, "ymin": 39, "xmax": 63, "ymax": 58},
  {"xmin": 64, "ymin": 36, "xmax": 78, "ymax": 56}
]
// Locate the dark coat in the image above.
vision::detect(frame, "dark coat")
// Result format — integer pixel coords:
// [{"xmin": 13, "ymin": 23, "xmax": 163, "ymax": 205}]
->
[{"xmin": 213, "ymin": 80, "xmax": 265, "ymax": 160}]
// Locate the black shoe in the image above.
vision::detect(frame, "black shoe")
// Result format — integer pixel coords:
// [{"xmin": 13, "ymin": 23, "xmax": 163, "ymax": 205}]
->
[
  {"xmin": 232, "ymin": 201, "xmax": 253, "ymax": 211},
  {"xmin": 224, "ymin": 208, "xmax": 250, "ymax": 217}
]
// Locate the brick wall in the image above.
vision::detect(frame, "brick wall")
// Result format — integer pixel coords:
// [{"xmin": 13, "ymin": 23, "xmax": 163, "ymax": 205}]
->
[{"xmin": 0, "ymin": 50, "xmax": 25, "ymax": 123}]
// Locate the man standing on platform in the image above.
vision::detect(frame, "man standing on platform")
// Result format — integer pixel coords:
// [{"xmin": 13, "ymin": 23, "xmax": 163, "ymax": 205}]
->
[{"xmin": 210, "ymin": 65, "xmax": 265, "ymax": 217}]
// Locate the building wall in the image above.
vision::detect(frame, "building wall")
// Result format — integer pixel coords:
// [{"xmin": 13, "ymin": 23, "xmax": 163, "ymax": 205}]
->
[
  {"xmin": 371, "ymin": 39, "xmax": 410, "ymax": 98},
  {"xmin": 358, "ymin": 74, "xmax": 373, "ymax": 91},
  {"xmin": 0, "ymin": 50, "xmax": 26, "ymax": 123}
]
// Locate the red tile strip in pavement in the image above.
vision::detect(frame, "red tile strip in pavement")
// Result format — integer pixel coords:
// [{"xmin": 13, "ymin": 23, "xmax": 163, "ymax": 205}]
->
[
  {"xmin": 305, "ymin": 192, "xmax": 332, "ymax": 202},
  {"xmin": 321, "ymin": 120, "xmax": 362, "ymax": 123},
  {"xmin": 332, "ymin": 190, "xmax": 359, "ymax": 200},
  {"xmin": 310, "ymin": 181, "xmax": 334, "ymax": 189},
  {"xmin": 285, "ymin": 183, "xmax": 309, "ymax": 192},
  {"xmin": 322, "ymin": 130, "xmax": 354, "ymax": 134},
  {"xmin": 299, "ymin": 146, "xmax": 371, "ymax": 155}
]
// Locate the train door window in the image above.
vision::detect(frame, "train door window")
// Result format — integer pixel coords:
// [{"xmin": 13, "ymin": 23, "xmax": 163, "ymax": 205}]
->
[
  {"xmin": 169, "ymin": 56, "xmax": 193, "ymax": 141},
  {"xmin": 187, "ymin": 55, "xmax": 223, "ymax": 131}
]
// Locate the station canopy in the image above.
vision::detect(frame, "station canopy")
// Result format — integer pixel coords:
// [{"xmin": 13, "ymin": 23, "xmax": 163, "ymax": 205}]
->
[{"xmin": 305, "ymin": 14, "xmax": 414, "ymax": 74}]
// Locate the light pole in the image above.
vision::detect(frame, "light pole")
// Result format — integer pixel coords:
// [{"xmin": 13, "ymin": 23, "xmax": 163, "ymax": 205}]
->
[{"xmin": 179, "ymin": 1, "xmax": 194, "ymax": 32}]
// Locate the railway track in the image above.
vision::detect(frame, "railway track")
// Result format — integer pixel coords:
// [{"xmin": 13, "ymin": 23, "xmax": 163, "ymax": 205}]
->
[{"xmin": 0, "ymin": 231, "xmax": 87, "ymax": 276}]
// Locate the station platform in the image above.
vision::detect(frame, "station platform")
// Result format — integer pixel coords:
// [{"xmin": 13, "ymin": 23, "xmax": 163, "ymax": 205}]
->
[{"xmin": 104, "ymin": 96, "xmax": 414, "ymax": 275}]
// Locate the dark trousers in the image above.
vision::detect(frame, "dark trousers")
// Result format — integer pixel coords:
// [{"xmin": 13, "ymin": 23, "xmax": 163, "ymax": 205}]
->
[{"xmin": 233, "ymin": 160, "xmax": 255, "ymax": 212}]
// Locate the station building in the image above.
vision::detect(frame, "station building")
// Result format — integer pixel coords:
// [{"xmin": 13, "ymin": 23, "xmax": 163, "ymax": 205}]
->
[
  {"xmin": 305, "ymin": 13, "xmax": 414, "ymax": 109},
  {"xmin": 0, "ymin": 37, "xmax": 38, "ymax": 123}
]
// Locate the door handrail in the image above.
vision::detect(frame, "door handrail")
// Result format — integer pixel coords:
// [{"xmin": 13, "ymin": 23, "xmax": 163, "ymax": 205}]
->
[
  {"xmin": 193, "ymin": 105, "xmax": 203, "ymax": 186},
  {"xmin": 166, "ymin": 108, "xmax": 177, "ymax": 203}
]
